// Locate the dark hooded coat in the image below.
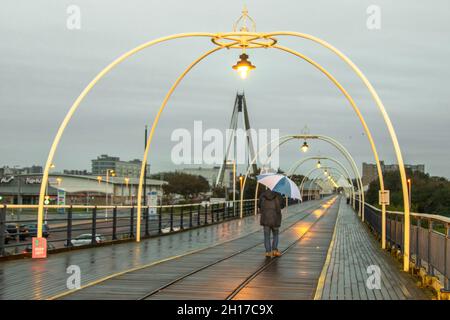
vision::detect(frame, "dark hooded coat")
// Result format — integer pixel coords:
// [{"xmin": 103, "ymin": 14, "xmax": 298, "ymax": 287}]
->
[{"xmin": 258, "ymin": 189, "xmax": 285, "ymax": 228}]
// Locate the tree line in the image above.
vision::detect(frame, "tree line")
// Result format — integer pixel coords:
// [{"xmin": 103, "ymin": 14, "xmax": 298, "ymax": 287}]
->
[{"xmin": 365, "ymin": 170, "xmax": 450, "ymax": 216}]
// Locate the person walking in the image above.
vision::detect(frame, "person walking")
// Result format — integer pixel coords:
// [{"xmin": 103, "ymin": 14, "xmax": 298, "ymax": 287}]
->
[{"xmin": 258, "ymin": 188, "xmax": 285, "ymax": 257}]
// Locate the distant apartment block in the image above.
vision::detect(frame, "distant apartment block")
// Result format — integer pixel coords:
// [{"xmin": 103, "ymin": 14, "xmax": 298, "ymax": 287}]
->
[
  {"xmin": 362, "ymin": 161, "xmax": 425, "ymax": 185},
  {"xmin": 0, "ymin": 165, "xmax": 43, "ymax": 176},
  {"xmin": 91, "ymin": 154, "xmax": 150, "ymax": 178}
]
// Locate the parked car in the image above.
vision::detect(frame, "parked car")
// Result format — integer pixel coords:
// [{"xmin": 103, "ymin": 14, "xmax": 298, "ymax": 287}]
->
[
  {"xmin": 22, "ymin": 242, "xmax": 55, "ymax": 253},
  {"xmin": 4, "ymin": 230, "xmax": 12, "ymax": 244},
  {"xmin": 70, "ymin": 234, "xmax": 106, "ymax": 247},
  {"xmin": 22, "ymin": 223, "xmax": 50, "ymax": 238},
  {"xmin": 6, "ymin": 224, "xmax": 18, "ymax": 239},
  {"xmin": 6, "ymin": 224, "xmax": 29, "ymax": 240}
]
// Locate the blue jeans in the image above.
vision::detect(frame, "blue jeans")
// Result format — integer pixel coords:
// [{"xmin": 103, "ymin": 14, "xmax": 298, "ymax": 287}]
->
[{"xmin": 263, "ymin": 226, "xmax": 279, "ymax": 252}]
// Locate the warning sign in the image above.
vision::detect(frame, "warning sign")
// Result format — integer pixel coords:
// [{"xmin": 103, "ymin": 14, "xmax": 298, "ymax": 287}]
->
[
  {"xmin": 379, "ymin": 190, "xmax": 390, "ymax": 206},
  {"xmin": 32, "ymin": 237, "xmax": 47, "ymax": 259}
]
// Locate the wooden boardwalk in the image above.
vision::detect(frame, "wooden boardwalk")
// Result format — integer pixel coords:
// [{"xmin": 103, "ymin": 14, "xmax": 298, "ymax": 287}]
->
[
  {"xmin": 59, "ymin": 198, "xmax": 338, "ymax": 300},
  {"xmin": 316, "ymin": 201, "xmax": 429, "ymax": 300},
  {"xmin": 232, "ymin": 196, "xmax": 339, "ymax": 300},
  {"xmin": 0, "ymin": 196, "xmax": 430, "ymax": 300},
  {"xmin": 0, "ymin": 199, "xmax": 324, "ymax": 300}
]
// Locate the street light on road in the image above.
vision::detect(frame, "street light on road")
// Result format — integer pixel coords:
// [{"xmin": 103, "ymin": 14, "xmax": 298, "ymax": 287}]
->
[
  {"xmin": 105, "ymin": 169, "xmax": 115, "ymax": 220},
  {"xmin": 407, "ymin": 178, "xmax": 412, "ymax": 209},
  {"xmin": 226, "ymin": 160, "xmax": 236, "ymax": 215},
  {"xmin": 239, "ymin": 175, "xmax": 244, "ymax": 216},
  {"xmin": 124, "ymin": 177, "xmax": 130, "ymax": 205}
]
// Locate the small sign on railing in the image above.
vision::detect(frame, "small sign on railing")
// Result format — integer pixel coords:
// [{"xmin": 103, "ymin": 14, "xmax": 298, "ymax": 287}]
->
[
  {"xmin": 379, "ymin": 190, "xmax": 390, "ymax": 206},
  {"xmin": 32, "ymin": 237, "xmax": 47, "ymax": 259}
]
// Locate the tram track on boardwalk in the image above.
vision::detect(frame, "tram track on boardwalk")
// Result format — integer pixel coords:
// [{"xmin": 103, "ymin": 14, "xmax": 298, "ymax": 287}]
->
[
  {"xmin": 138, "ymin": 197, "xmax": 338, "ymax": 300},
  {"xmin": 226, "ymin": 196, "xmax": 339, "ymax": 300},
  {"xmin": 52, "ymin": 197, "xmax": 333, "ymax": 300}
]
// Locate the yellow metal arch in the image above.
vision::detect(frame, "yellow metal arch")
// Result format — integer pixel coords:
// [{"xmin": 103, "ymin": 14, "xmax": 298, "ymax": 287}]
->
[
  {"xmin": 36, "ymin": 32, "xmax": 220, "ymax": 240},
  {"xmin": 137, "ymin": 43, "xmax": 385, "ymax": 250},
  {"xmin": 269, "ymin": 32, "xmax": 409, "ymax": 271},
  {"xmin": 39, "ymin": 29, "xmax": 408, "ymax": 271},
  {"xmin": 135, "ymin": 46, "xmax": 226, "ymax": 239}
]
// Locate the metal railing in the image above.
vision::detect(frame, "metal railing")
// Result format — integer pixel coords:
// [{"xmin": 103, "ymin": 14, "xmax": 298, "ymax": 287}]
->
[
  {"xmin": 356, "ymin": 199, "xmax": 450, "ymax": 291},
  {"xmin": 0, "ymin": 199, "xmax": 259, "ymax": 257}
]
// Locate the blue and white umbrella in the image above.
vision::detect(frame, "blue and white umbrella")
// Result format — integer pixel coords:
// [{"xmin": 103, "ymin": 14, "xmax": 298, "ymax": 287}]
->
[{"xmin": 257, "ymin": 173, "xmax": 301, "ymax": 200}]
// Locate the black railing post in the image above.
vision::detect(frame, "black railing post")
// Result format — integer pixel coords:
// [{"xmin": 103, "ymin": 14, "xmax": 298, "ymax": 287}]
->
[
  {"xmin": 66, "ymin": 205, "xmax": 73, "ymax": 247},
  {"xmin": 197, "ymin": 205, "xmax": 201, "ymax": 226},
  {"xmin": 216, "ymin": 203, "xmax": 219, "ymax": 221},
  {"xmin": 130, "ymin": 206, "xmax": 135, "ymax": 238},
  {"xmin": 204, "ymin": 204, "xmax": 208, "ymax": 225},
  {"xmin": 428, "ymin": 219, "xmax": 434, "ymax": 276},
  {"xmin": 170, "ymin": 206, "xmax": 174, "ymax": 232},
  {"xmin": 416, "ymin": 217, "xmax": 421, "ymax": 268},
  {"xmin": 401, "ymin": 215, "xmax": 405, "ymax": 251},
  {"xmin": 91, "ymin": 206, "xmax": 97, "ymax": 245},
  {"xmin": 225, "ymin": 201, "xmax": 229, "ymax": 219},
  {"xmin": 0, "ymin": 205, "xmax": 6, "ymax": 256},
  {"xmin": 387, "ymin": 214, "xmax": 391, "ymax": 245},
  {"xmin": 222, "ymin": 203, "xmax": 225, "ymax": 221},
  {"xmin": 444, "ymin": 223, "xmax": 449, "ymax": 290},
  {"xmin": 145, "ymin": 206, "xmax": 150, "ymax": 237},
  {"xmin": 393, "ymin": 215, "xmax": 397, "ymax": 248},
  {"xmin": 158, "ymin": 206, "xmax": 162, "ymax": 234},
  {"xmin": 189, "ymin": 206, "xmax": 193, "ymax": 228},
  {"xmin": 112, "ymin": 206, "xmax": 117, "ymax": 240},
  {"xmin": 180, "ymin": 206, "xmax": 184, "ymax": 230},
  {"xmin": 211, "ymin": 204, "xmax": 215, "ymax": 223}
]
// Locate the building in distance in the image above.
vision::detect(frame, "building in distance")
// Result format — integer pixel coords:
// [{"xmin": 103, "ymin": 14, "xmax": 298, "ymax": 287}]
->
[
  {"xmin": 362, "ymin": 161, "xmax": 425, "ymax": 186},
  {"xmin": 0, "ymin": 165, "xmax": 43, "ymax": 176},
  {"xmin": 92, "ymin": 154, "xmax": 151, "ymax": 178}
]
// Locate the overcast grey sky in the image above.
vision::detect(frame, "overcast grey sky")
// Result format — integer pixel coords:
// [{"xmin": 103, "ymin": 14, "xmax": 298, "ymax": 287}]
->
[{"xmin": 1, "ymin": 0, "xmax": 449, "ymax": 178}]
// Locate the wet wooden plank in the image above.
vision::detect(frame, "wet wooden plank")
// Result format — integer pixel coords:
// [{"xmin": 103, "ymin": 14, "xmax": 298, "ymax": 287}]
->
[
  {"xmin": 232, "ymin": 198, "xmax": 340, "ymax": 300},
  {"xmin": 60, "ymin": 200, "xmax": 333, "ymax": 300},
  {"xmin": 0, "ymin": 200, "xmax": 324, "ymax": 300},
  {"xmin": 317, "ymin": 201, "xmax": 429, "ymax": 300}
]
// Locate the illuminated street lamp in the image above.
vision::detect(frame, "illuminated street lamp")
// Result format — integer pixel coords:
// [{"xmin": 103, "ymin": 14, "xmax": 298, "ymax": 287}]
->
[
  {"xmin": 300, "ymin": 141, "xmax": 309, "ymax": 153},
  {"xmin": 407, "ymin": 178, "xmax": 412, "ymax": 209},
  {"xmin": 232, "ymin": 53, "xmax": 255, "ymax": 79},
  {"xmin": 316, "ymin": 160, "xmax": 321, "ymax": 169},
  {"xmin": 226, "ymin": 160, "xmax": 237, "ymax": 215},
  {"xmin": 124, "ymin": 177, "xmax": 130, "ymax": 205},
  {"xmin": 105, "ymin": 169, "xmax": 115, "ymax": 220}
]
